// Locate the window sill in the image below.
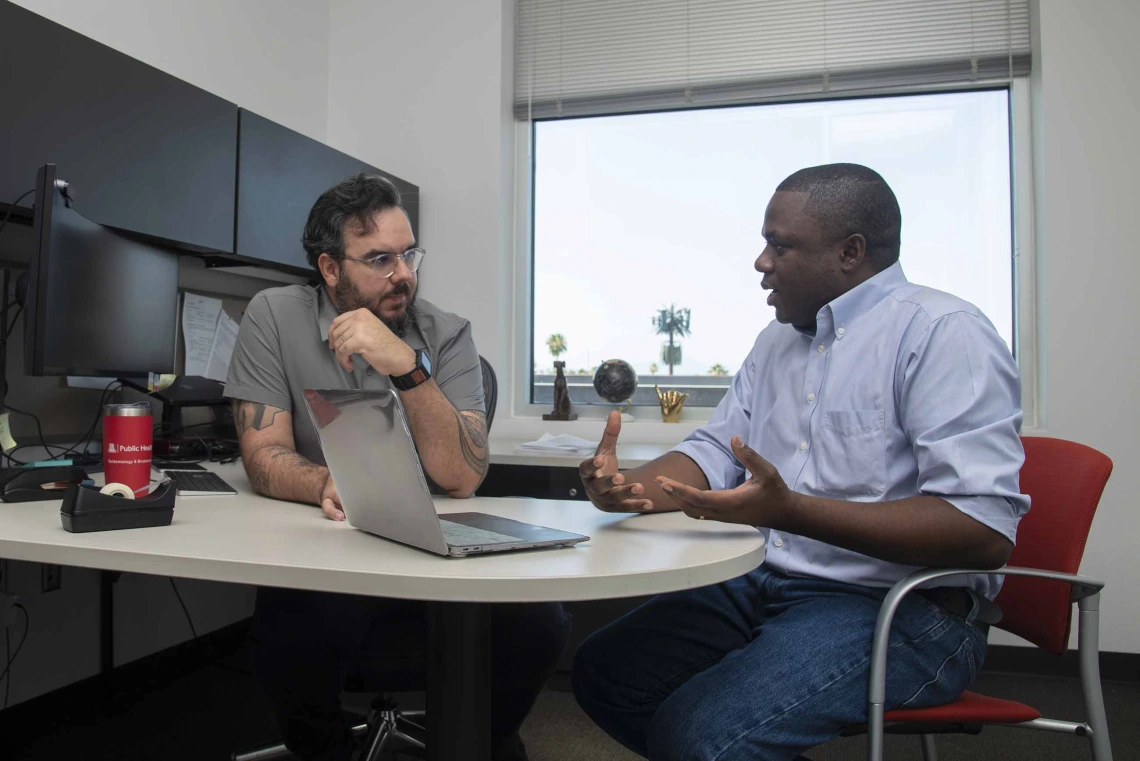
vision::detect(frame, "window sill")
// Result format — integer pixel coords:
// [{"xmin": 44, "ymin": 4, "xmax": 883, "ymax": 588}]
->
[
  {"xmin": 491, "ymin": 415, "xmax": 1046, "ymax": 447},
  {"xmin": 490, "ymin": 413, "xmax": 704, "ymax": 445}
]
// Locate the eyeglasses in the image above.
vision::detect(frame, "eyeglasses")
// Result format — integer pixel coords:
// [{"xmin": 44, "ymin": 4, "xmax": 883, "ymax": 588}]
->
[{"xmin": 331, "ymin": 248, "xmax": 426, "ymax": 279}]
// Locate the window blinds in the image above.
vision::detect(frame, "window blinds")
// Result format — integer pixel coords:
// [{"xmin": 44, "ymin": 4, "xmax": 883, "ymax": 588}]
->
[{"xmin": 515, "ymin": 0, "xmax": 1030, "ymax": 119}]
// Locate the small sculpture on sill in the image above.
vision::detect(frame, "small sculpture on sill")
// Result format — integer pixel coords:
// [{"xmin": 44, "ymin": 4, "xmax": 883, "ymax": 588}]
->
[
  {"xmin": 543, "ymin": 361, "xmax": 578, "ymax": 421},
  {"xmin": 655, "ymin": 385, "xmax": 688, "ymax": 423}
]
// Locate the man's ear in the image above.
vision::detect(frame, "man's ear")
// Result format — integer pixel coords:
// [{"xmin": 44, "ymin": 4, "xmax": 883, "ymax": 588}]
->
[
  {"xmin": 317, "ymin": 253, "xmax": 340, "ymax": 288},
  {"xmin": 839, "ymin": 234, "xmax": 867, "ymax": 273}
]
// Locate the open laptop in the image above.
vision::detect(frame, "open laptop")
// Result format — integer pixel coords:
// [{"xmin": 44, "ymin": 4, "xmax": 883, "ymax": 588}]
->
[{"xmin": 302, "ymin": 388, "xmax": 589, "ymax": 557}]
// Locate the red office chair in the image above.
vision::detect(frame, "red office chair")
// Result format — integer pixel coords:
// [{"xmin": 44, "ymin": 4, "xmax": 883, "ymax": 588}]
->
[{"xmin": 862, "ymin": 436, "xmax": 1115, "ymax": 761}]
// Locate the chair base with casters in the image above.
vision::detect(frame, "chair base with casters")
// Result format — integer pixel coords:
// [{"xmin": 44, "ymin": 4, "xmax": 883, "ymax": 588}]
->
[
  {"xmin": 358, "ymin": 698, "xmax": 427, "ymax": 761},
  {"xmin": 232, "ymin": 696, "xmax": 427, "ymax": 761}
]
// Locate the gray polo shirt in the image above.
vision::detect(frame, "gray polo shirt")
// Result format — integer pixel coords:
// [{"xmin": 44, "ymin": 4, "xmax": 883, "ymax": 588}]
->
[{"xmin": 224, "ymin": 285, "xmax": 484, "ymax": 466}]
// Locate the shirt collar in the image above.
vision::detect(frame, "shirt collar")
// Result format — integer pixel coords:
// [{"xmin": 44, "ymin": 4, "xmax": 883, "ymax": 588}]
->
[
  {"xmin": 316, "ymin": 285, "xmax": 375, "ymax": 377},
  {"xmin": 316, "ymin": 285, "xmax": 339, "ymax": 346},
  {"xmin": 819, "ymin": 261, "xmax": 908, "ymax": 341}
]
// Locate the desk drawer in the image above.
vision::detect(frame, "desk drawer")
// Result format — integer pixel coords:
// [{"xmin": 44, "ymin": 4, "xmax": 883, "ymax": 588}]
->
[{"xmin": 478, "ymin": 464, "xmax": 588, "ymax": 501}]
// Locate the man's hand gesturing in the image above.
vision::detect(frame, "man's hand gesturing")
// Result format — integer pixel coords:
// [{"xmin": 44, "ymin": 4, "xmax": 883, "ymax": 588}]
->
[{"xmin": 579, "ymin": 411, "xmax": 653, "ymax": 512}]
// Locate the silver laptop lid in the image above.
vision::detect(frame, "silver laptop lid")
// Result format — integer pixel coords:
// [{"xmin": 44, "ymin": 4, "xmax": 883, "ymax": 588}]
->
[{"xmin": 302, "ymin": 388, "xmax": 449, "ymax": 555}]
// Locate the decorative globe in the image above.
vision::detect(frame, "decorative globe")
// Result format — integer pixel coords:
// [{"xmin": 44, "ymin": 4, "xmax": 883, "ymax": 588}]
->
[{"xmin": 592, "ymin": 359, "xmax": 638, "ymax": 405}]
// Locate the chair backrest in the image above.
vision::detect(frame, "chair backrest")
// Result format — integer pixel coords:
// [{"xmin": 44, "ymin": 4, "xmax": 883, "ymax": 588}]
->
[
  {"xmin": 993, "ymin": 436, "xmax": 1113, "ymax": 655},
  {"xmin": 479, "ymin": 355, "xmax": 498, "ymax": 433}
]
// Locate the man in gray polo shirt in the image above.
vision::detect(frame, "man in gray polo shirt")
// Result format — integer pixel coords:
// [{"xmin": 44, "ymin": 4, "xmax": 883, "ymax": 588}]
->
[{"xmin": 225, "ymin": 173, "xmax": 566, "ymax": 761}]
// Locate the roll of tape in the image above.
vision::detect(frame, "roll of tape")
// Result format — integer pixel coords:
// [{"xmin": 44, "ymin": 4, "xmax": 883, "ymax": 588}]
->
[{"xmin": 100, "ymin": 483, "xmax": 136, "ymax": 499}]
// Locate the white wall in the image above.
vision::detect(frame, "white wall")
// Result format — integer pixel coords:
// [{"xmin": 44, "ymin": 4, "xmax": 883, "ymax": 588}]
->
[
  {"xmin": 1008, "ymin": 0, "xmax": 1140, "ymax": 654},
  {"xmin": 11, "ymin": 0, "xmax": 331, "ymax": 142},
  {"xmin": 325, "ymin": 0, "xmax": 516, "ymax": 370}
]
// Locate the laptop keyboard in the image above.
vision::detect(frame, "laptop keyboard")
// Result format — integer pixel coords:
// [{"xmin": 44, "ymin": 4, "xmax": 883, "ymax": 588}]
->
[
  {"xmin": 163, "ymin": 470, "xmax": 238, "ymax": 496},
  {"xmin": 439, "ymin": 519, "xmax": 522, "ymax": 547}
]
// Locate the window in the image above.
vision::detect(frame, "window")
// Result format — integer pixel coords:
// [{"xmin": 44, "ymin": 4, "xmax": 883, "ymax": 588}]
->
[{"xmin": 530, "ymin": 89, "xmax": 1013, "ymax": 408}]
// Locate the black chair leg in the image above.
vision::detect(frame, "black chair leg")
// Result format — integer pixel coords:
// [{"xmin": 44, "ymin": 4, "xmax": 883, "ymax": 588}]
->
[{"xmin": 360, "ymin": 697, "xmax": 426, "ymax": 761}]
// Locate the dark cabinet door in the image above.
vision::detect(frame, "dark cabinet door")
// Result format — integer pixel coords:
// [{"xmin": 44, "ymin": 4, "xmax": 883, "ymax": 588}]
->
[
  {"xmin": 0, "ymin": 2, "xmax": 238, "ymax": 254},
  {"xmin": 234, "ymin": 109, "xmax": 419, "ymax": 276},
  {"xmin": 478, "ymin": 464, "xmax": 590, "ymax": 501}
]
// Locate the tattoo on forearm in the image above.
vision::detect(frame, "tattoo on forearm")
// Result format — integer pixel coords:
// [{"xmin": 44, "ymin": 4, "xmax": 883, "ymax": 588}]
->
[
  {"xmin": 248, "ymin": 445, "xmax": 326, "ymax": 502},
  {"xmin": 236, "ymin": 402, "xmax": 283, "ymax": 434},
  {"xmin": 455, "ymin": 410, "xmax": 489, "ymax": 477}
]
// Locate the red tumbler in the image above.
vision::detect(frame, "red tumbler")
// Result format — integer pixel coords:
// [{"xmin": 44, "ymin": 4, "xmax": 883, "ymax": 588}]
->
[{"xmin": 102, "ymin": 402, "xmax": 153, "ymax": 497}]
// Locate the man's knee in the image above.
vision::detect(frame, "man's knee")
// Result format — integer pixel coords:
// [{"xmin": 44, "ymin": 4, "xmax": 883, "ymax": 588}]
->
[
  {"xmin": 570, "ymin": 620, "xmax": 637, "ymax": 724},
  {"xmin": 643, "ymin": 684, "xmax": 721, "ymax": 761},
  {"xmin": 492, "ymin": 602, "xmax": 570, "ymax": 685},
  {"xmin": 529, "ymin": 602, "xmax": 571, "ymax": 674},
  {"xmin": 569, "ymin": 627, "xmax": 602, "ymax": 714}
]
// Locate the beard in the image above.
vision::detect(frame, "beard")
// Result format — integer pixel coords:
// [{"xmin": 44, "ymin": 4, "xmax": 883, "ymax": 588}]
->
[{"xmin": 333, "ymin": 270, "xmax": 417, "ymax": 338}]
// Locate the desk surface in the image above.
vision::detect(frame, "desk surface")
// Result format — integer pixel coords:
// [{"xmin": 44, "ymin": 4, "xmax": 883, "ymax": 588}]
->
[
  {"xmin": 0, "ymin": 463, "xmax": 764, "ymax": 603},
  {"xmin": 489, "ymin": 439, "xmax": 672, "ymax": 469}
]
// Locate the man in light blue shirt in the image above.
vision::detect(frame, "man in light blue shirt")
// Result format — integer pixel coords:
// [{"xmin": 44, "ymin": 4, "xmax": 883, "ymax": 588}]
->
[{"xmin": 571, "ymin": 163, "xmax": 1028, "ymax": 761}]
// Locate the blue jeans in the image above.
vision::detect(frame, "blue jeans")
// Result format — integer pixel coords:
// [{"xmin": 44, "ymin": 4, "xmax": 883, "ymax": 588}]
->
[{"xmin": 572, "ymin": 567, "xmax": 987, "ymax": 761}]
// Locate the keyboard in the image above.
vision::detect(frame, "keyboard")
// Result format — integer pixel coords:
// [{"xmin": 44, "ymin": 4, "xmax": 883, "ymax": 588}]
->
[
  {"xmin": 163, "ymin": 470, "xmax": 238, "ymax": 496},
  {"xmin": 439, "ymin": 519, "xmax": 522, "ymax": 547}
]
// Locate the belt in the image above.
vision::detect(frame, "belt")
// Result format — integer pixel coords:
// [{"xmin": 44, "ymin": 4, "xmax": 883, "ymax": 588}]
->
[{"xmin": 917, "ymin": 587, "xmax": 1002, "ymax": 627}]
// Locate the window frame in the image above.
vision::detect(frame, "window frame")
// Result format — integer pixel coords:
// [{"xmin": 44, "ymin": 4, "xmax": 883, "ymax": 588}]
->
[{"xmin": 509, "ymin": 81, "xmax": 1040, "ymax": 434}]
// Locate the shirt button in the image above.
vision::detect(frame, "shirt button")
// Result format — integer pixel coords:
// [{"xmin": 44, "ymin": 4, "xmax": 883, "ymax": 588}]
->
[
  {"xmin": 837, "ymin": 327, "xmax": 845, "ymax": 336},
  {"xmin": 773, "ymin": 539, "xmax": 784, "ymax": 548},
  {"xmin": 799, "ymin": 441, "xmax": 808, "ymax": 451},
  {"xmin": 817, "ymin": 344, "xmax": 826, "ymax": 353},
  {"xmin": 366, "ymin": 367, "xmax": 374, "ymax": 376},
  {"xmin": 807, "ymin": 393, "xmax": 815, "ymax": 402}
]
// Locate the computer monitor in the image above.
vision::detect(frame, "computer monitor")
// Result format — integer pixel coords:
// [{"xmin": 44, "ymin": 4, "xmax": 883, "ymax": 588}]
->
[{"xmin": 24, "ymin": 163, "xmax": 179, "ymax": 377}]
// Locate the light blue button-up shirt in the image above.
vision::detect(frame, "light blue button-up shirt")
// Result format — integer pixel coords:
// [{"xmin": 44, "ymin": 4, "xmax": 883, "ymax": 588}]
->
[{"xmin": 673, "ymin": 262, "xmax": 1028, "ymax": 599}]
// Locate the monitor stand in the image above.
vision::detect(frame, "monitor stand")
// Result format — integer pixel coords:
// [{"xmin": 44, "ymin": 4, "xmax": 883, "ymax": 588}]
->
[{"xmin": 120, "ymin": 376, "xmax": 228, "ymax": 428}]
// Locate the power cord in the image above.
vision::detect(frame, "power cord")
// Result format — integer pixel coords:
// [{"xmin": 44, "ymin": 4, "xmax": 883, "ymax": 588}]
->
[
  {"xmin": 2, "ymin": 379, "xmax": 119, "ymax": 468},
  {"xmin": 168, "ymin": 578, "xmax": 198, "ymax": 640},
  {"xmin": 53, "ymin": 380, "xmax": 122, "ymax": 464},
  {"xmin": 0, "ymin": 189, "xmax": 35, "ymax": 243},
  {"xmin": 151, "ymin": 420, "xmax": 240, "ymax": 466},
  {"xmin": 2, "ymin": 603, "xmax": 30, "ymax": 710},
  {"xmin": 167, "ymin": 579, "xmax": 251, "ymax": 677},
  {"xmin": 5, "ymin": 304, "xmax": 22, "ymax": 339},
  {"xmin": 4, "ymin": 403, "xmax": 68, "ymax": 461}
]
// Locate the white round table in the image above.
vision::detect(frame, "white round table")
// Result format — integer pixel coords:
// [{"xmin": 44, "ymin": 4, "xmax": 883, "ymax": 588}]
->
[{"xmin": 0, "ymin": 463, "xmax": 766, "ymax": 760}]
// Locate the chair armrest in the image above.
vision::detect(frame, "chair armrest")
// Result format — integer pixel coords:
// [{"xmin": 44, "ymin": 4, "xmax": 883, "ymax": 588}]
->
[
  {"xmin": 868, "ymin": 567, "xmax": 1104, "ymax": 706},
  {"xmin": 865, "ymin": 566, "xmax": 1110, "ymax": 761}
]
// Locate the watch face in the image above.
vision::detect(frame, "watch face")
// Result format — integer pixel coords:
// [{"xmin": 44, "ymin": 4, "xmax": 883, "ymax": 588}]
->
[{"xmin": 420, "ymin": 350, "xmax": 432, "ymax": 376}]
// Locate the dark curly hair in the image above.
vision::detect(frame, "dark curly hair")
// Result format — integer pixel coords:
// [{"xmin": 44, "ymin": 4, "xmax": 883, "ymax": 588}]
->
[{"xmin": 301, "ymin": 173, "xmax": 403, "ymax": 274}]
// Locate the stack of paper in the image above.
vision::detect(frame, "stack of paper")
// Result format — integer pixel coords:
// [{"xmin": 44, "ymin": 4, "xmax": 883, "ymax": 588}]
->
[
  {"xmin": 182, "ymin": 293, "xmax": 240, "ymax": 382},
  {"xmin": 516, "ymin": 433, "xmax": 598, "ymax": 455}
]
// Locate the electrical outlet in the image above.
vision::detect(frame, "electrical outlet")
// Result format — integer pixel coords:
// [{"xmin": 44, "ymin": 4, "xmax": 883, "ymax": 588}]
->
[{"xmin": 41, "ymin": 563, "xmax": 62, "ymax": 593}]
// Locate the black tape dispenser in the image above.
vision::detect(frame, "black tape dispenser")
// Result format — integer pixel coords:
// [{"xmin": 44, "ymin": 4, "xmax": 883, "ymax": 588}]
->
[{"xmin": 60, "ymin": 481, "xmax": 176, "ymax": 533}]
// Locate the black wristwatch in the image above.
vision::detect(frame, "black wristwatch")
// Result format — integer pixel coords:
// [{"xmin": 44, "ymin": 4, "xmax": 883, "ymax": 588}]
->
[{"xmin": 389, "ymin": 349, "xmax": 433, "ymax": 391}]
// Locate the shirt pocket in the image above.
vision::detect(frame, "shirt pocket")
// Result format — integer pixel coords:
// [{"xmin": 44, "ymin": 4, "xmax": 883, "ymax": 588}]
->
[{"xmin": 816, "ymin": 409, "xmax": 887, "ymax": 497}]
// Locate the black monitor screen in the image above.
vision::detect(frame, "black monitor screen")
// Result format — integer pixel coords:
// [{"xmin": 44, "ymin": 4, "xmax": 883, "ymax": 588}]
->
[{"xmin": 25, "ymin": 165, "xmax": 179, "ymax": 377}]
